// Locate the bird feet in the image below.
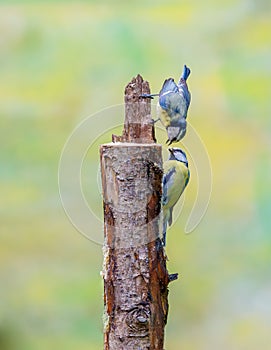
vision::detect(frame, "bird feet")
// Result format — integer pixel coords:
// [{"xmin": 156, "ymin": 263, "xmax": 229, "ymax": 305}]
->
[
  {"xmin": 140, "ymin": 93, "xmax": 159, "ymax": 99},
  {"xmin": 140, "ymin": 94, "xmax": 154, "ymax": 99}
]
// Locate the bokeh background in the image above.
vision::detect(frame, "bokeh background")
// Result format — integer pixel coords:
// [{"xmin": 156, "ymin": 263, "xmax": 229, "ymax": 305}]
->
[{"xmin": 1, "ymin": 0, "xmax": 271, "ymax": 349}]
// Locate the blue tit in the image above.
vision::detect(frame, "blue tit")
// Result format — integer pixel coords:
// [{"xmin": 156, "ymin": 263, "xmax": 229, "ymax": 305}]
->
[
  {"xmin": 159, "ymin": 65, "xmax": 191, "ymax": 145},
  {"xmin": 162, "ymin": 148, "xmax": 190, "ymax": 246},
  {"xmin": 141, "ymin": 65, "xmax": 191, "ymax": 145}
]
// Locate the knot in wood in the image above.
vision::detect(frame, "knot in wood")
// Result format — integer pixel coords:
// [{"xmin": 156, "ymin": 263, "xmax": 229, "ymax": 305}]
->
[{"xmin": 125, "ymin": 305, "xmax": 150, "ymax": 337}]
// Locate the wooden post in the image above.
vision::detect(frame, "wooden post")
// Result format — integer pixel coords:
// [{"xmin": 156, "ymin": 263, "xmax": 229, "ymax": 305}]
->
[{"xmin": 100, "ymin": 75, "xmax": 171, "ymax": 350}]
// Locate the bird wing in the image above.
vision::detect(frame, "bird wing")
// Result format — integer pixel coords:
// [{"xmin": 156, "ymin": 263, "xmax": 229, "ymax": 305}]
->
[
  {"xmin": 182, "ymin": 87, "xmax": 191, "ymax": 109},
  {"xmin": 159, "ymin": 78, "xmax": 181, "ymax": 117},
  {"xmin": 159, "ymin": 80, "xmax": 188, "ymax": 123},
  {"xmin": 159, "ymin": 93, "xmax": 186, "ymax": 130},
  {"xmin": 160, "ymin": 78, "xmax": 179, "ymax": 95},
  {"xmin": 159, "ymin": 92, "xmax": 183, "ymax": 114},
  {"xmin": 178, "ymin": 83, "xmax": 191, "ymax": 110},
  {"xmin": 163, "ymin": 161, "xmax": 190, "ymax": 208},
  {"xmin": 162, "ymin": 166, "xmax": 176, "ymax": 206}
]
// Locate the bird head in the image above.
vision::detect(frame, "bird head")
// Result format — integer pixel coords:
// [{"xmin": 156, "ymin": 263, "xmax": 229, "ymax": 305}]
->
[{"xmin": 168, "ymin": 148, "xmax": 188, "ymax": 167}]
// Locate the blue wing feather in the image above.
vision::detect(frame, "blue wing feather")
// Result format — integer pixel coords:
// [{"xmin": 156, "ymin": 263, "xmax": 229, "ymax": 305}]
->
[
  {"xmin": 159, "ymin": 92, "xmax": 180, "ymax": 111},
  {"xmin": 162, "ymin": 167, "xmax": 176, "ymax": 206},
  {"xmin": 181, "ymin": 86, "xmax": 191, "ymax": 108},
  {"xmin": 160, "ymin": 78, "xmax": 179, "ymax": 95}
]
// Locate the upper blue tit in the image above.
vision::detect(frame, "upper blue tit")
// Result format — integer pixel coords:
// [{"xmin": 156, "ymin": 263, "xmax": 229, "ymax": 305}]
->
[
  {"xmin": 162, "ymin": 148, "xmax": 190, "ymax": 245},
  {"xmin": 158, "ymin": 65, "xmax": 191, "ymax": 145}
]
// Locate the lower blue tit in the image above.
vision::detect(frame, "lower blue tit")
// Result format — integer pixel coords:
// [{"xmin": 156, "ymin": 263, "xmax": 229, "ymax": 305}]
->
[
  {"xmin": 157, "ymin": 65, "xmax": 191, "ymax": 145},
  {"xmin": 162, "ymin": 148, "xmax": 190, "ymax": 245}
]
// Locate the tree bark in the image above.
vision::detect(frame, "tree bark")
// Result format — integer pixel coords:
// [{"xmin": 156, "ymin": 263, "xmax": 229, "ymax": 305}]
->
[{"xmin": 100, "ymin": 75, "xmax": 170, "ymax": 350}]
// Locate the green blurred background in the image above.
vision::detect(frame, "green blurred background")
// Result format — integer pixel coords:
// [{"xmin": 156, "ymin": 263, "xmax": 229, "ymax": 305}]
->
[{"xmin": 1, "ymin": 0, "xmax": 271, "ymax": 349}]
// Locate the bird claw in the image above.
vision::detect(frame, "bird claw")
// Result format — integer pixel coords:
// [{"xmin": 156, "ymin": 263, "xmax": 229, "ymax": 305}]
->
[
  {"xmin": 151, "ymin": 118, "xmax": 159, "ymax": 125},
  {"xmin": 140, "ymin": 94, "xmax": 154, "ymax": 99}
]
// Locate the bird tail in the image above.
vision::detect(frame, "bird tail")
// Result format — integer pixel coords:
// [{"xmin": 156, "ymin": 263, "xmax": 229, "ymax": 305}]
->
[
  {"xmin": 162, "ymin": 208, "xmax": 173, "ymax": 246},
  {"xmin": 160, "ymin": 78, "xmax": 179, "ymax": 95},
  {"xmin": 180, "ymin": 65, "xmax": 191, "ymax": 81}
]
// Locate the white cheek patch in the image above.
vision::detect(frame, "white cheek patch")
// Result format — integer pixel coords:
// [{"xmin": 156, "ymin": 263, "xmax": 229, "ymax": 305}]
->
[{"xmin": 175, "ymin": 152, "xmax": 187, "ymax": 163}]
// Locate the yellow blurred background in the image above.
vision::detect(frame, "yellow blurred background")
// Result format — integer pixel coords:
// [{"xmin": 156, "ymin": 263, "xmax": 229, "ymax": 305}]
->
[{"xmin": 1, "ymin": 1, "xmax": 271, "ymax": 349}]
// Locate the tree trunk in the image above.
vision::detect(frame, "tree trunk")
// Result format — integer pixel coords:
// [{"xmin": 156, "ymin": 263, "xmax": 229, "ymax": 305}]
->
[{"xmin": 100, "ymin": 75, "xmax": 171, "ymax": 350}]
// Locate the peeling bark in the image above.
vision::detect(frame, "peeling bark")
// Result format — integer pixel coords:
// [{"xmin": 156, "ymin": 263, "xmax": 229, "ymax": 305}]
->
[{"xmin": 101, "ymin": 75, "xmax": 170, "ymax": 350}]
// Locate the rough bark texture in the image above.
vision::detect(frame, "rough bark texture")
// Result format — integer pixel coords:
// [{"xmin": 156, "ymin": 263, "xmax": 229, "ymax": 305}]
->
[
  {"xmin": 112, "ymin": 74, "xmax": 156, "ymax": 143},
  {"xmin": 101, "ymin": 75, "xmax": 170, "ymax": 350}
]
